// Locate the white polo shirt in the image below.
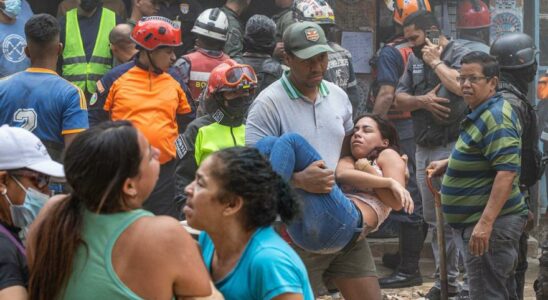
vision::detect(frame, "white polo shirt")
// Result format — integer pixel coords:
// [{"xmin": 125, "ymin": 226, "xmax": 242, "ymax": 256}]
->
[{"xmin": 246, "ymin": 71, "xmax": 353, "ymax": 170}]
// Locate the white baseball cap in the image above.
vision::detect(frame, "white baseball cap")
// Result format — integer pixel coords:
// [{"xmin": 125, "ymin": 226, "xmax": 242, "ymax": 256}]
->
[{"xmin": 0, "ymin": 125, "xmax": 65, "ymax": 178}]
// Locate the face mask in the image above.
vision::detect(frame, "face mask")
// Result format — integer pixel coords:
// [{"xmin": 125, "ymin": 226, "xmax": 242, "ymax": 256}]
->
[
  {"xmin": 223, "ymin": 96, "xmax": 252, "ymax": 120},
  {"xmin": 80, "ymin": 0, "xmax": 101, "ymax": 13},
  {"xmin": 205, "ymin": 94, "xmax": 252, "ymax": 127},
  {"xmin": 412, "ymin": 44, "xmax": 425, "ymax": 61},
  {"xmin": 1, "ymin": 0, "xmax": 22, "ymax": 18},
  {"xmin": 3, "ymin": 176, "xmax": 49, "ymax": 228}
]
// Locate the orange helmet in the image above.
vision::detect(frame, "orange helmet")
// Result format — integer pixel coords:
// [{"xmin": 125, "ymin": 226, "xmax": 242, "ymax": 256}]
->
[
  {"xmin": 457, "ymin": 0, "xmax": 490, "ymax": 29},
  {"xmin": 207, "ymin": 60, "xmax": 257, "ymax": 96},
  {"xmin": 131, "ymin": 16, "xmax": 182, "ymax": 51},
  {"xmin": 393, "ymin": 0, "xmax": 431, "ymax": 25}
]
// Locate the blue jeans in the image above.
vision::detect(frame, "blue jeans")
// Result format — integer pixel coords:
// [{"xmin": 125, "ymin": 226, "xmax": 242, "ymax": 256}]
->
[
  {"xmin": 256, "ymin": 133, "xmax": 362, "ymax": 254},
  {"xmin": 454, "ymin": 214, "xmax": 526, "ymax": 299}
]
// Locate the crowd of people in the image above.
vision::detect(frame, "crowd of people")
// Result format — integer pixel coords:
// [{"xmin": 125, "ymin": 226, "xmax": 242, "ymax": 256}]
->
[{"xmin": 0, "ymin": 0, "xmax": 547, "ymax": 299}]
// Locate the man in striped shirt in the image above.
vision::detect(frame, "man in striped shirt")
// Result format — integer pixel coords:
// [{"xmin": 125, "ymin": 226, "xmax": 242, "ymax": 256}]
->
[{"xmin": 428, "ymin": 51, "xmax": 528, "ymax": 299}]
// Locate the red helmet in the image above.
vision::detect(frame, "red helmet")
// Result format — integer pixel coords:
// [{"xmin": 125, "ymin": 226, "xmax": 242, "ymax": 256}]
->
[
  {"xmin": 393, "ymin": 0, "xmax": 431, "ymax": 25},
  {"xmin": 207, "ymin": 59, "xmax": 258, "ymax": 96},
  {"xmin": 131, "ymin": 16, "xmax": 182, "ymax": 51},
  {"xmin": 457, "ymin": 0, "xmax": 490, "ymax": 29}
]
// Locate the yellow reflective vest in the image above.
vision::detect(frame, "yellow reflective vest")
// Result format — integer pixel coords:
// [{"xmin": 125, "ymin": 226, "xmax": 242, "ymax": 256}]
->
[{"xmin": 62, "ymin": 8, "xmax": 115, "ymax": 94}]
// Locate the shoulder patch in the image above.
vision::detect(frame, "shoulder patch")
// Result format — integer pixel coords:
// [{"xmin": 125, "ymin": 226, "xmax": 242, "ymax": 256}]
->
[
  {"xmin": 89, "ymin": 93, "xmax": 98, "ymax": 106},
  {"xmin": 175, "ymin": 134, "xmax": 189, "ymax": 159},
  {"xmin": 96, "ymin": 80, "xmax": 105, "ymax": 94}
]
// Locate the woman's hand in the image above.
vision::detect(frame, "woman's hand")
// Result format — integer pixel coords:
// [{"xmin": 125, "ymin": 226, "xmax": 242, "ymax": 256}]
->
[{"xmin": 388, "ymin": 179, "xmax": 414, "ymax": 214}]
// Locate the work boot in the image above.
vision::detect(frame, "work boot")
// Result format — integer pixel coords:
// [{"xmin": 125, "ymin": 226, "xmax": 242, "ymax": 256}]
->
[
  {"xmin": 382, "ymin": 251, "xmax": 400, "ymax": 270},
  {"xmin": 379, "ymin": 222, "xmax": 426, "ymax": 289}
]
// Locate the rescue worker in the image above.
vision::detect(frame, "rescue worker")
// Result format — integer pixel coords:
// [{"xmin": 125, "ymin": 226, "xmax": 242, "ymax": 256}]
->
[
  {"xmin": 490, "ymin": 32, "xmax": 543, "ymax": 300},
  {"xmin": 90, "ymin": 16, "xmax": 192, "ymax": 218},
  {"xmin": 174, "ymin": 59, "xmax": 257, "ymax": 213},
  {"xmin": 59, "ymin": 0, "xmax": 121, "ymax": 100},
  {"xmin": 173, "ymin": 8, "xmax": 230, "ymax": 104},
  {"xmin": 368, "ymin": 0, "xmax": 431, "ymax": 290},
  {"xmin": 109, "ymin": 23, "xmax": 138, "ymax": 66},
  {"xmin": 220, "ymin": 0, "xmax": 251, "ymax": 59},
  {"xmin": 456, "ymin": 0, "xmax": 490, "ymax": 53},
  {"xmin": 292, "ymin": 0, "xmax": 362, "ymax": 115},
  {"xmin": 240, "ymin": 14, "xmax": 282, "ymax": 96}
]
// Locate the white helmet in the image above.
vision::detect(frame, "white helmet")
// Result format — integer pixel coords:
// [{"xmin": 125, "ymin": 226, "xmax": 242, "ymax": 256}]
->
[
  {"xmin": 192, "ymin": 8, "xmax": 229, "ymax": 41},
  {"xmin": 292, "ymin": 0, "xmax": 335, "ymax": 25}
]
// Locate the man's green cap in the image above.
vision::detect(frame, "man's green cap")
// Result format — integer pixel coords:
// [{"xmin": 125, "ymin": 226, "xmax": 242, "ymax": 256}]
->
[{"xmin": 283, "ymin": 21, "xmax": 333, "ymax": 59}]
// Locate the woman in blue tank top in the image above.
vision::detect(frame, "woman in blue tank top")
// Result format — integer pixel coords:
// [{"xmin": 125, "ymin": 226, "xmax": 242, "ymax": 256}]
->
[
  {"xmin": 184, "ymin": 147, "xmax": 315, "ymax": 300},
  {"xmin": 26, "ymin": 121, "xmax": 218, "ymax": 300}
]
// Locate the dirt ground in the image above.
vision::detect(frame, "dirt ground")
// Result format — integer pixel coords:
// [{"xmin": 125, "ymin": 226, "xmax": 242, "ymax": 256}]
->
[{"xmin": 315, "ymin": 257, "xmax": 539, "ymax": 299}]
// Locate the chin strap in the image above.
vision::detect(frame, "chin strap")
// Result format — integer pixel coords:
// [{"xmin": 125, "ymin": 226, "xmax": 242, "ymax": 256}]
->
[{"xmin": 145, "ymin": 50, "xmax": 163, "ymax": 74}]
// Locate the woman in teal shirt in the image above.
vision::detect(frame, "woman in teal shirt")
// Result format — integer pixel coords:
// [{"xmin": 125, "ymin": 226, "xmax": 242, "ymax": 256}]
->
[
  {"xmin": 184, "ymin": 147, "xmax": 314, "ymax": 300},
  {"xmin": 27, "ymin": 121, "xmax": 216, "ymax": 300}
]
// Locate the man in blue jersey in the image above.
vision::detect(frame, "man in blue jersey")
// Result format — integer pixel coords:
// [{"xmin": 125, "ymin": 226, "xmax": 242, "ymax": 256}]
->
[{"xmin": 0, "ymin": 13, "xmax": 88, "ymax": 162}]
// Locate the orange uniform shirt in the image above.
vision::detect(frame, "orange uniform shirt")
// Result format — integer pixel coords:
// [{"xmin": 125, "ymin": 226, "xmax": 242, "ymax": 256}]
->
[{"xmin": 103, "ymin": 65, "xmax": 191, "ymax": 164}]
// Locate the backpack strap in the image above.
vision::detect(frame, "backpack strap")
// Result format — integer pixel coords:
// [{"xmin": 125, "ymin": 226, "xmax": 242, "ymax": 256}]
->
[{"xmin": 0, "ymin": 223, "xmax": 25, "ymax": 257}]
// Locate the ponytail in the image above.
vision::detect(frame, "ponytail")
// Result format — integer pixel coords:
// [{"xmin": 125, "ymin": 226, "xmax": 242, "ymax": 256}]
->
[{"xmin": 29, "ymin": 195, "xmax": 84, "ymax": 300}]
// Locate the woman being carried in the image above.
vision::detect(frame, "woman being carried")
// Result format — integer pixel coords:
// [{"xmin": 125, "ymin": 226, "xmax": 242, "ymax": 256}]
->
[{"xmin": 257, "ymin": 114, "xmax": 413, "ymax": 254}]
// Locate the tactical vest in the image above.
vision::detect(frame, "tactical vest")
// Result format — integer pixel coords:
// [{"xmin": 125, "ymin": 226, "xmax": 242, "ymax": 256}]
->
[
  {"xmin": 406, "ymin": 49, "xmax": 465, "ymax": 147},
  {"xmin": 184, "ymin": 49, "xmax": 230, "ymax": 100},
  {"xmin": 499, "ymin": 82, "xmax": 543, "ymax": 187},
  {"xmin": 324, "ymin": 42, "xmax": 352, "ymax": 90},
  {"xmin": 62, "ymin": 8, "xmax": 115, "ymax": 94},
  {"xmin": 368, "ymin": 37, "xmax": 413, "ymax": 120}
]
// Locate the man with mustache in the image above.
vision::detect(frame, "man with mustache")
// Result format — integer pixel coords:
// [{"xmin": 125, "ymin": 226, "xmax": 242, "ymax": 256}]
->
[
  {"xmin": 393, "ymin": 11, "xmax": 470, "ymax": 299},
  {"xmin": 58, "ymin": 0, "xmax": 122, "ymax": 101},
  {"xmin": 246, "ymin": 21, "xmax": 381, "ymax": 300}
]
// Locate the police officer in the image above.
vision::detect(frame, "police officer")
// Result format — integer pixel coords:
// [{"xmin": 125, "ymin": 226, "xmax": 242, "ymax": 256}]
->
[
  {"xmin": 490, "ymin": 32, "xmax": 543, "ymax": 300},
  {"xmin": 240, "ymin": 14, "xmax": 282, "ymax": 96},
  {"xmin": 173, "ymin": 8, "xmax": 231, "ymax": 103},
  {"xmin": 292, "ymin": 0, "xmax": 362, "ymax": 115},
  {"xmin": 220, "ymin": 0, "xmax": 251, "ymax": 59},
  {"xmin": 455, "ymin": 0, "xmax": 490, "ymax": 53},
  {"xmin": 369, "ymin": 0, "xmax": 431, "ymax": 290},
  {"xmin": 394, "ymin": 11, "xmax": 471, "ymax": 299}
]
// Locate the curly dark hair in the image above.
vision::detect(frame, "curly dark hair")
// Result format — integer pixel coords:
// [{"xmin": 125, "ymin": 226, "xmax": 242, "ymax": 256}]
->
[
  {"xmin": 353, "ymin": 113, "xmax": 401, "ymax": 161},
  {"xmin": 209, "ymin": 147, "xmax": 301, "ymax": 230}
]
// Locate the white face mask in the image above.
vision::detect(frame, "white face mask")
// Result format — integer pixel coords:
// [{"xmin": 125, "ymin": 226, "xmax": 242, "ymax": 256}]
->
[{"xmin": 2, "ymin": 176, "xmax": 49, "ymax": 229}]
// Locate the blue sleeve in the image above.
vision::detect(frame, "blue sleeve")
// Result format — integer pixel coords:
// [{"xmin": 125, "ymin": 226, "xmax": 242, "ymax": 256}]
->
[
  {"xmin": 249, "ymin": 248, "xmax": 308, "ymax": 300},
  {"xmin": 88, "ymin": 63, "xmax": 132, "ymax": 126},
  {"xmin": 62, "ymin": 86, "xmax": 89, "ymax": 134},
  {"xmin": 376, "ymin": 46, "xmax": 404, "ymax": 87}
]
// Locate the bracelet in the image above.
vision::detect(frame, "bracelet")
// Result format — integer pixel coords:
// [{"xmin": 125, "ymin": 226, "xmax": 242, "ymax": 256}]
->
[{"xmin": 432, "ymin": 61, "xmax": 444, "ymax": 71}]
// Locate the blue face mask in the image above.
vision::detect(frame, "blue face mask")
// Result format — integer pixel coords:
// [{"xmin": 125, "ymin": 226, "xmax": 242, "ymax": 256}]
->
[
  {"xmin": 1, "ymin": 0, "xmax": 22, "ymax": 18},
  {"xmin": 3, "ymin": 176, "xmax": 49, "ymax": 229}
]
